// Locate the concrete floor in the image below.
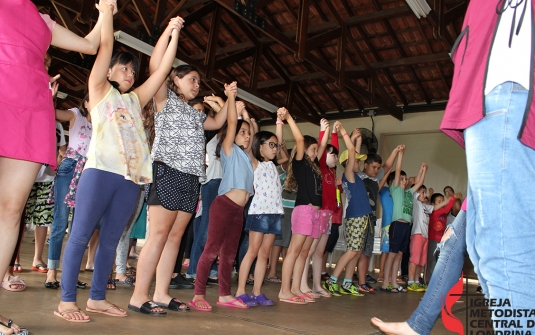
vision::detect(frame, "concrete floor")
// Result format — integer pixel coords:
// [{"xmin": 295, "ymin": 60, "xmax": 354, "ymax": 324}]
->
[{"xmin": 1, "ymin": 234, "xmax": 482, "ymax": 335}]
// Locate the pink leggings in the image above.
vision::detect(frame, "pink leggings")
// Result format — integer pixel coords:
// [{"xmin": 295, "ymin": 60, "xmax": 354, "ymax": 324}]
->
[{"xmin": 194, "ymin": 195, "xmax": 244, "ymax": 296}]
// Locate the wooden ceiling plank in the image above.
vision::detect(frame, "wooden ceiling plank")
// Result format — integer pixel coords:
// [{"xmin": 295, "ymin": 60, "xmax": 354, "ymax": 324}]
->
[
  {"xmin": 315, "ymin": 79, "xmax": 344, "ymax": 112},
  {"xmin": 132, "ymin": 0, "xmax": 155, "ymax": 35}
]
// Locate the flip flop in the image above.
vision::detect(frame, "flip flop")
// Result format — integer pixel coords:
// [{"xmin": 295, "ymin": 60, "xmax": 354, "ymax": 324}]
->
[
  {"xmin": 279, "ymin": 296, "xmax": 307, "ymax": 305},
  {"xmin": 31, "ymin": 264, "xmax": 48, "ymax": 273},
  {"xmin": 84, "ymin": 268, "xmax": 94, "ymax": 272},
  {"xmin": 0, "ymin": 319, "xmax": 28, "ymax": 335},
  {"xmin": 86, "ymin": 304, "xmax": 127, "ymax": 317},
  {"xmin": 188, "ymin": 299, "xmax": 212, "ymax": 312},
  {"xmin": 54, "ymin": 309, "xmax": 90, "ymax": 323},
  {"xmin": 265, "ymin": 277, "xmax": 281, "ymax": 283},
  {"xmin": 13, "ymin": 264, "xmax": 22, "ymax": 273},
  {"xmin": 127, "ymin": 301, "xmax": 167, "ymax": 316},
  {"xmin": 391, "ymin": 286, "xmax": 408, "ymax": 293},
  {"xmin": 314, "ymin": 290, "xmax": 332, "ymax": 298},
  {"xmin": 304, "ymin": 291, "xmax": 321, "ymax": 299},
  {"xmin": 216, "ymin": 299, "xmax": 249, "ymax": 309},
  {"xmin": 156, "ymin": 298, "xmax": 190, "ymax": 312},
  {"xmin": 299, "ymin": 294, "xmax": 315, "ymax": 303}
]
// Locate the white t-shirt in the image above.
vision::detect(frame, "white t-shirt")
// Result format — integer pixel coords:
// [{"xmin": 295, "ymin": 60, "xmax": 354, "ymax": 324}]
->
[
  {"xmin": 485, "ymin": 0, "xmax": 532, "ymax": 94},
  {"xmin": 35, "ymin": 121, "xmax": 67, "ymax": 182},
  {"xmin": 411, "ymin": 192, "xmax": 433, "ymax": 238},
  {"xmin": 204, "ymin": 135, "xmax": 222, "ymax": 184}
]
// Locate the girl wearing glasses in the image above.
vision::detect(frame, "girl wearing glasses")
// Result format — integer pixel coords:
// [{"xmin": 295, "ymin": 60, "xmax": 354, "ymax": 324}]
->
[{"xmin": 234, "ymin": 108, "xmax": 288, "ymax": 307}]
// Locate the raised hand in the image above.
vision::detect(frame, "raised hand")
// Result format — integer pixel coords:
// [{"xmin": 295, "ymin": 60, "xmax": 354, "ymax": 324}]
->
[
  {"xmin": 350, "ymin": 128, "xmax": 362, "ymax": 141},
  {"xmin": 320, "ymin": 118, "xmax": 330, "ymax": 131},
  {"xmin": 236, "ymin": 101, "xmax": 246, "ymax": 116},
  {"xmin": 277, "ymin": 107, "xmax": 289, "ymax": 120},
  {"xmin": 166, "ymin": 16, "xmax": 185, "ymax": 37},
  {"xmin": 333, "ymin": 121, "xmax": 341, "ymax": 133},
  {"xmin": 224, "ymin": 81, "xmax": 238, "ymax": 99}
]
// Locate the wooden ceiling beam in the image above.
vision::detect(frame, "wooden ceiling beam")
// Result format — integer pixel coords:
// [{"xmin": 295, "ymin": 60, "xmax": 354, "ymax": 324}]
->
[
  {"xmin": 78, "ymin": 0, "xmax": 95, "ymax": 24},
  {"xmin": 336, "ymin": 25, "xmax": 346, "ymax": 86},
  {"xmin": 307, "ymin": 27, "xmax": 341, "ymax": 50},
  {"xmin": 183, "ymin": 2, "xmax": 218, "ymax": 27},
  {"xmin": 154, "ymin": 0, "xmax": 168, "ymax": 25},
  {"xmin": 160, "ymin": 0, "xmax": 189, "ymax": 28},
  {"xmin": 248, "ymin": 44, "xmax": 264, "ymax": 93},
  {"xmin": 296, "ymin": 0, "xmax": 310, "ymax": 62},
  {"xmin": 52, "ymin": 2, "xmax": 83, "ymax": 35},
  {"xmin": 213, "ymin": 47, "xmax": 256, "ymax": 69},
  {"xmin": 204, "ymin": 6, "xmax": 222, "ymax": 81},
  {"xmin": 132, "ymin": 0, "xmax": 155, "ymax": 35}
]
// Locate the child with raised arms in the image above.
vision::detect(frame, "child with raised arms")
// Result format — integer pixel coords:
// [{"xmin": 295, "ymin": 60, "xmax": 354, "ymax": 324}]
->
[{"xmin": 55, "ymin": 4, "xmax": 181, "ymax": 322}]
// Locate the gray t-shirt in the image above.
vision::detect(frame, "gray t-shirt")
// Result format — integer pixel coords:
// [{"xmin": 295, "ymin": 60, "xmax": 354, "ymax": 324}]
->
[{"xmin": 411, "ymin": 192, "xmax": 433, "ymax": 238}]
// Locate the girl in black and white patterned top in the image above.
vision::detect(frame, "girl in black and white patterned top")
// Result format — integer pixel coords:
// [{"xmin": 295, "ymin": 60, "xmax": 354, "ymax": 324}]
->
[{"xmin": 129, "ymin": 21, "xmax": 230, "ymax": 315}]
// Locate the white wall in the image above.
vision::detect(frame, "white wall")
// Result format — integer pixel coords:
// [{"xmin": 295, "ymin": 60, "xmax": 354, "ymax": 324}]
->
[{"xmin": 263, "ymin": 110, "xmax": 467, "ymax": 196}]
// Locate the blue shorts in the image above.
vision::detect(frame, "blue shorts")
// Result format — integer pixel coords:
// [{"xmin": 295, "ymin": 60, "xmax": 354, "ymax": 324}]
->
[
  {"xmin": 245, "ymin": 213, "xmax": 282, "ymax": 235},
  {"xmin": 388, "ymin": 221, "xmax": 410, "ymax": 253}
]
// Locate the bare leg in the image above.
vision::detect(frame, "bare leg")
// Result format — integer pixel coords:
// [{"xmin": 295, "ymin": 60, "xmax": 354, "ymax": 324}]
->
[
  {"xmin": 236, "ymin": 231, "xmax": 264, "ymax": 297},
  {"xmin": 0, "ymin": 158, "xmax": 48, "ymax": 326},
  {"xmin": 357, "ymin": 254, "xmax": 370, "ymax": 285},
  {"xmin": 33, "ymin": 226, "xmax": 48, "ymax": 268},
  {"xmin": 379, "ymin": 252, "xmax": 388, "ymax": 280},
  {"xmin": 299, "ymin": 237, "xmax": 319, "ymax": 293},
  {"xmin": 311, "ymin": 233, "xmax": 330, "ymax": 294},
  {"xmin": 382, "ymin": 252, "xmax": 397, "ymax": 289},
  {"xmin": 85, "ymin": 229, "xmax": 99, "ymax": 270},
  {"xmin": 267, "ymin": 245, "xmax": 283, "ymax": 279},
  {"xmin": 279, "ymin": 234, "xmax": 307, "ymax": 300},
  {"xmin": 252, "ymin": 234, "xmax": 276, "ymax": 296},
  {"xmin": 291, "ymin": 236, "xmax": 314, "ymax": 296},
  {"xmin": 344, "ymin": 254, "xmax": 359, "ymax": 280}
]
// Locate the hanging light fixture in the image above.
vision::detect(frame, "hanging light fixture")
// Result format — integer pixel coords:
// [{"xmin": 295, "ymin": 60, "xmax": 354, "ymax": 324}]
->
[{"xmin": 405, "ymin": 0, "xmax": 432, "ymax": 19}]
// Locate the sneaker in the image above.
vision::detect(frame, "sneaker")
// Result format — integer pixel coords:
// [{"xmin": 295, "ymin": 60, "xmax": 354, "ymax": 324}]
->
[
  {"xmin": 418, "ymin": 283, "xmax": 427, "ymax": 291},
  {"xmin": 322, "ymin": 280, "xmax": 341, "ymax": 296},
  {"xmin": 407, "ymin": 283, "xmax": 425, "ymax": 292},
  {"xmin": 358, "ymin": 283, "xmax": 375, "ymax": 293},
  {"xmin": 365, "ymin": 274, "xmax": 378, "ymax": 284},
  {"xmin": 339, "ymin": 284, "xmax": 365, "ymax": 296},
  {"xmin": 169, "ymin": 273, "xmax": 194, "ymax": 289},
  {"xmin": 207, "ymin": 277, "xmax": 219, "ymax": 285}
]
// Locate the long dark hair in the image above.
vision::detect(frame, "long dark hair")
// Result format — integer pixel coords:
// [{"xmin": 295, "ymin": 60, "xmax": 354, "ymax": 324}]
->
[
  {"xmin": 167, "ymin": 65, "xmax": 200, "ymax": 100},
  {"xmin": 252, "ymin": 131, "xmax": 277, "ymax": 162},
  {"xmin": 215, "ymin": 119, "xmax": 248, "ymax": 158},
  {"xmin": 108, "ymin": 51, "xmax": 140, "ymax": 92},
  {"xmin": 285, "ymin": 135, "xmax": 322, "ymax": 191},
  {"xmin": 79, "ymin": 93, "xmax": 89, "ymax": 118}
]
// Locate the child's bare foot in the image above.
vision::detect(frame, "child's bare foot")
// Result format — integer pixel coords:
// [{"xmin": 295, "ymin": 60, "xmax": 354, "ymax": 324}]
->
[
  {"xmin": 55, "ymin": 302, "xmax": 90, "ymax": 322},
  {"xmin": 370, "ymin": 318, "xmax": 419, "ymax": 335},
  {"xmin": 0, "ymin": 314, "xmax": 22, "ymax": 334}
]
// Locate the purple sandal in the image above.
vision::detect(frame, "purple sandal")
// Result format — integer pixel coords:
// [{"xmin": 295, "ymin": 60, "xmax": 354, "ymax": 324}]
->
[
  {"xmin": 235, "ymin": 294, "xmax": 257, "ymax": 307},
  {"xmin": 252, "ymin": 293, "xmax": 274, "ymax": 306}
]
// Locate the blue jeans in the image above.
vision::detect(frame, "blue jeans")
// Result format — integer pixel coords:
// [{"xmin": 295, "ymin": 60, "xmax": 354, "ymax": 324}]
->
[
  {"xmin": 48, "ymin": 158, "xmax": 76, "ymax": 270},
  {"xmin": 464, "ymin": 82, "xmax": 535, "ymax": 331},
  {"xmin": 406, "ymin": 210, "xmax": 467, "ymax": 334},
  {"xmin": 186, "ymin": 178, "xmax": 220, "ymax": 278},
  {"xmin": 61, "ymin": 169, "xmax": 139, "ymax": 302}
]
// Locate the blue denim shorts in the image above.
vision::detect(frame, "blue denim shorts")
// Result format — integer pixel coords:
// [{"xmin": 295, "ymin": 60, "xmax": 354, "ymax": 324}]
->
[{"xmin": 245, "ymin": 213, "xmax": 282, "ymax": 235}]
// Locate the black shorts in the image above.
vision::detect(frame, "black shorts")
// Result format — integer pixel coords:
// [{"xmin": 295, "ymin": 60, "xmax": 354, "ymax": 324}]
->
[
  {"xmin": 147, "ymin": 161, "xmax": 200, "ymax": 213},
  {"xmin": 324, "ymin": 224, "xmax": 340, "ymax": 254},
  {"xmin": 388, "ymin": 221, "xmax": 410, "ymax": 254}
]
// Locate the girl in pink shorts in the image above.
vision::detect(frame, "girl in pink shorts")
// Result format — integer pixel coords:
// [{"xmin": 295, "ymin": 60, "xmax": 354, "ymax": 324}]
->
[{"xmin": 278, "ymin": 109, "xmax": 325, "ymax": 305}]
